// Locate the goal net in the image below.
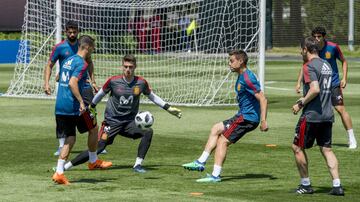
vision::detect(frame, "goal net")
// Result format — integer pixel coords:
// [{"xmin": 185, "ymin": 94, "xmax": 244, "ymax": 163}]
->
[{"xmin": 7, "ymin": 0, "xmax": 261, "ymax": 106}]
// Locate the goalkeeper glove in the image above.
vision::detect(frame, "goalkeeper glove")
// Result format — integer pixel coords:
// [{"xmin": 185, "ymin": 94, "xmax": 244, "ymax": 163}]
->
[
  {"xmin": 88, "ymin": 103, "xmax": 97, "ymax": 118},
  {"xmin": 163, "ymin": 104, "xmax": 182, "ymax": 119}
]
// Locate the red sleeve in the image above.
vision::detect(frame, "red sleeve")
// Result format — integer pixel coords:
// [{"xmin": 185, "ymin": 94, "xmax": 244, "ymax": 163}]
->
[
  {"xmin": 335, "ymin": 44, "xmax": 345, "ymax": 61},
  {"xmin": 102, "ymin": 77, "xmax": 112, "ymax": 94},
  {"xmin": 77, "ymin": 62, "xmax": 88, "ymax": 79},
  {"xmin": 302, "ymin": 63, "xmax": 311, "ymax": 84}
]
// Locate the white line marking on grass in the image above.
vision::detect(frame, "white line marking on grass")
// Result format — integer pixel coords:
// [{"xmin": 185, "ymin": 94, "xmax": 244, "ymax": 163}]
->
[
  {"xmin": 265, "ymin": 86, "xmax": 295, "ymax": 91},
  {"xmin": 265, "ymin": 81, "xmax": 299, "ymax": 92}
]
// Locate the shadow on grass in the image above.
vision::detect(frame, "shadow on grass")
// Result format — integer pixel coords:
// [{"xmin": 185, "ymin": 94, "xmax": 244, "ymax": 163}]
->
[
  {"xmin": 221, "ymin": 173, "xmax": 278, "ymax": 182},
  {"xmin": 287, "ymin": 186, "xmax": 341, "ymax": 194},
  {"xmin": 332, "ymin": 143, "xmax": 348, "ymax": 148},
  {"xmin": 313, "ymin": 186, "xmax": 333, "ymax": 194},
  {"xmin": 108, "ymin": 164, "xmax": 180, "ymax": 171},
  {"xmin": 71, "ymin": 177, "xmax": 117, "ymax": 184}
]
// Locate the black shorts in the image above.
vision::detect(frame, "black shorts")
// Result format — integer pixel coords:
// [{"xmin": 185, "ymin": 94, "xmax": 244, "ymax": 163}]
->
[
  {"xmin": 293, "ymin": 115, "xmax": 333, "ymax": 149},
  {"xmin": 331, "ymin": 86, "xmax": 344, "ymax": 106},
  {"xmin": 56, "ymin": 111, "xmax": 97, "ymax": 138},
  {"xmin": 98, "ymin": 120, "xmax": 151, "ymax": 145},
  {"xmin": 82, "ymin": 87, "xmax": 95, "ymax": 106},
  {"xmin": 222, "ymin": 115, "xmax": 259, "ymax": 143},
  {"xmin": 55, "ymin": 88, "xmax": 94, "ymax": 138}
]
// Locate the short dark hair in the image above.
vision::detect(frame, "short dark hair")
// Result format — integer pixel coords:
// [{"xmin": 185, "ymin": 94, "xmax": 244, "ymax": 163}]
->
[
  {"xmin": 78, "ymin": 35, "xmax": 95, "ymax": 49},
  {"xmin": 301, "ymin": 36, "xmax": 320, "ymax": 54},
  {"xmin": 65, "ymin": 20, "xmax": 79, "ymax": 31},
  {"xmin": 123, "ymin": 54, "xmax": 137, "ymax": 66},
  {"xmin": 229, "ymin": 50, "xmax": 248, "ymax": 65},
  {"xmin": 311, "ymin": 26, "xmax": 326, "ymax": 37}
]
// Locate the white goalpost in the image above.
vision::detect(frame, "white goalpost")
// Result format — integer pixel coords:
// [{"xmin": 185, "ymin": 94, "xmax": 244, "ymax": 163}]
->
[{"xmin": 7, "ymin": 0, "xmax": 265, "ymax": 106}]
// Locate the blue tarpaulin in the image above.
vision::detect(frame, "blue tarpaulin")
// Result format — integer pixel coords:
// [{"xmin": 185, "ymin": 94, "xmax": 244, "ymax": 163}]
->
[{"xmin": 0, "ymin": 40, "xmax": 29, "ymax": 63}]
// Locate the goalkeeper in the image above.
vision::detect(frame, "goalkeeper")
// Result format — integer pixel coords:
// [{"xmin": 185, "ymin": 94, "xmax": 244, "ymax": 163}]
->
[{"xmin": 62, "ymin": 54, "xmax": 181, "ymax": 173}]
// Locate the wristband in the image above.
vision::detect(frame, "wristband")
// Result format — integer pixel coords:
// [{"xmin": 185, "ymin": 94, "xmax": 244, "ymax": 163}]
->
[
  {"xmin": 296, "ymin": 100, "xmax": 304, "ymax": 109},
  {"xmin": 163, "ymin": 103, "xmax": 170, "ymax": 110}
]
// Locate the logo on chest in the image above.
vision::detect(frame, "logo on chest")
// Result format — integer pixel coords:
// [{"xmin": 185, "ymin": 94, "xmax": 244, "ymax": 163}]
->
[
  {"xmin": 119, "ymin": 95, "xmax": 134, "ymax": 105},
  {"xmin": 325, "ymin": 51, "xmax": 331, "ymax": 59}
]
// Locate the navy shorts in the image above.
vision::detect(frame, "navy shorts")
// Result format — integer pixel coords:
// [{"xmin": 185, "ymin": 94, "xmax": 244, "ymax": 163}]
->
[
  {"xmin": 331, "ymin": 86, "xmax": 344, "ymax": 106},
  {"xmin": 222, "ymin": 115, "xmax": 259, "ymax": 143},
  {"xmin": 293, "ymin": 115, "xmax": 333, "ymax": 149},
  {"xmin": 98, "ymin": 120, "xmax": 152, "ymax": 145},
  {"xmin": 56, "ymin": 110, "xmax": 97, "ymax": 138}
]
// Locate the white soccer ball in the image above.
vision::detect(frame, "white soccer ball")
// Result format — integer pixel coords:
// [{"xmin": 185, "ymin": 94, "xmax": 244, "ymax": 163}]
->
[{"xmin": 135, "ymin": 111, "xmax": 154, "ymax": 130}]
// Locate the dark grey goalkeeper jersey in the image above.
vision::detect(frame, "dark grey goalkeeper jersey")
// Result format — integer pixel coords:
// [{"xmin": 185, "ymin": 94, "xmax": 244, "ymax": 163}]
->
[
  {"xmin": 102, "ymin": 75, "xmax": 151, "ymax": 124},
  {"xmin": 302, "ymin": 57, "xmax": 334, "ymax": 123}
]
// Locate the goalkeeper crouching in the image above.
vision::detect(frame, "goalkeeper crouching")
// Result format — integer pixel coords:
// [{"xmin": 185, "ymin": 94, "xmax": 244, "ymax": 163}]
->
[{"xmin": 63, "ymin": 54, "xmax": 182, "ymax": 173}]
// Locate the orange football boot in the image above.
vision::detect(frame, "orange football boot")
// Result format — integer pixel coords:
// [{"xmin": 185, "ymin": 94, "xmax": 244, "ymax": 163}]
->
[
  {"xmin": 88, "ymin": 159, "xmax": 112, "ymax": 170},
  {"xmin": 52, "ymin": 172, "xmax": 70, "ymax": 185}
]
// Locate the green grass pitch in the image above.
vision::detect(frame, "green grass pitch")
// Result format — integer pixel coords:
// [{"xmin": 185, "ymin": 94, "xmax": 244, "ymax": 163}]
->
[{"xmin": 0, "ymin": 60, "xmax": 359, "ymax": 201}]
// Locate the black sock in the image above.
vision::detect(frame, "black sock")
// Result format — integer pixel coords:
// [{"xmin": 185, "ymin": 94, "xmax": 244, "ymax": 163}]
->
[{"xmin": 137, "ymin": 129, "xmax": 153, "ymax": 159}]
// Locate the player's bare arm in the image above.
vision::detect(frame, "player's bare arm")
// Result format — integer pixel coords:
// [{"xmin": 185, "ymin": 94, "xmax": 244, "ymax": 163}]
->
[
  {"xmin": 340, "ymin": 59, "xmax": 348, "ymax": 88},
  {"xmin": 43, "ymin": 60, "xmax": 55, "ymax": 95},
  {"xmin": 254, "ymin": 91, "xmax": 268, "ymax": 131},
  {"xmin": 69, "ymin": 76, "xmax": 85, "ymax": 114},
  {"xmin": 292, "ymin": 80, "xmax": 320, "ymax": 115},
  {"xmin": 295, "ymin": 68, "xmax": 303, "ymax": 94},
  {"xmin": 86, "ymin": 56, "xmax": 98, "ymax": 92}
]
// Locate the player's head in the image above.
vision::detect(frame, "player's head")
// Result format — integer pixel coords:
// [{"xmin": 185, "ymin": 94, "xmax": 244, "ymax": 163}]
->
[
  {"xmin": 311, "ymin": 26, "xmax": 326, "ymax": 48},
  {"xmin": 122, "ymin": 54, "xmax": 137, "ymax": 78},
  {"xmin": 300, "ymin": 36, "xmax": 320, "ymax": 62},
  {"xmin": 228, "ymin": 50, "xmax": 248, "ymax": 72},
  {"xmin": 311, "ymin": 26, "xmax": 326, "ymax": 37},
  {"xmin": 65, "ymin": 20, "xmax": 79, "ymax": 43},
  {"xmin": 78, "ymin": 35, "xmax": 95, "ymax": 57}
]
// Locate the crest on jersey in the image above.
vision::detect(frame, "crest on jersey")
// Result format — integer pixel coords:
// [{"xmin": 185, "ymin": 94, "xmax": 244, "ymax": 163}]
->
[
  {"xmin": 65, "ymin": 51, "xmax": 70, "ymax": 56},
  {"xmin": 133, "ymin": 86, "xmax": 140, "ymax": 95},
  {"xmin": 325, "ymin": 51, "xmax": 331, "ymax": 59},
  {"xmin": 237, "ymin": 83, "xmax": 241, "ymax": 91}
]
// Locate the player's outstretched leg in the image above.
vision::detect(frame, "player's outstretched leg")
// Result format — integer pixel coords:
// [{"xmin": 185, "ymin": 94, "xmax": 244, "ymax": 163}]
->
[
  {"xmin": 182, "ymin": 160, "xmax": 205, "ymax": 172},
  {"xmin": 61, "ymin": 140, "xmax": 112, "ymax": 171},
  {"xmin": 196, "ymin": 173, "xmax": 221, "ymax": 183}
]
